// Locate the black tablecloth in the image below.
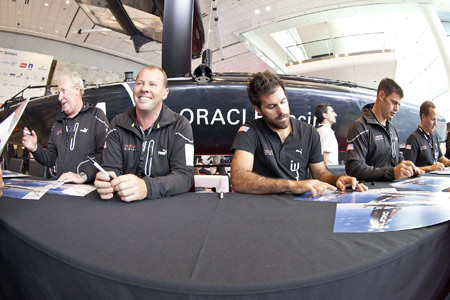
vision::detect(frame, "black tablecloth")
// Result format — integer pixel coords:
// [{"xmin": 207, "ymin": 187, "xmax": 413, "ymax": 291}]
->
[{"xmin": 0, "ymin": 189, "xmax": 449, "ymax": 299}]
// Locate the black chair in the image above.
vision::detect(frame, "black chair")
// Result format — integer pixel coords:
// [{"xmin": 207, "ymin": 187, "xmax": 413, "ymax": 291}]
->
[
  {"xmin": 7, "ymin": 158, "xmax": 23, "ymax": 173},
  {"xmin": 28, "ymin": 159, "xmax": 51, "ymax": 178}
]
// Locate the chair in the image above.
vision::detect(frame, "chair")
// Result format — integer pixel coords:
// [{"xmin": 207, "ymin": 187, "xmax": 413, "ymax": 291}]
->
[
  {"xmin": 28, "ymin": 159, "xmax": 51, "ymax": 178},
  {"xmin": 6, "ymin": 158, "xmax": 23, "ymax": 173}
]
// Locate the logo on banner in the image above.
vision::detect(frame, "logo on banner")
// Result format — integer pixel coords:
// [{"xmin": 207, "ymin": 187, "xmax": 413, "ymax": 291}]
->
[
  {"xmin": 28, "ymin": 64, "xmax": 33, "ymax": 69},
  {"xmin": 20, "ymin": 63, "xmax": 27, "ymax": 68}
]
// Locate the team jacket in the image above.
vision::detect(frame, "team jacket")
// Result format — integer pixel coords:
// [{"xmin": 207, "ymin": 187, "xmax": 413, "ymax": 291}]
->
[
  {"xmin": 404, "ymin": 127, "xmax": 441, "ymax": 167},
  {"xmin": 345, "ymin": 103, "xmax": 401, "ymax": 181},
  {"xmin": 32, "ymin": 103, "xmax": 109, "ymax": 182},
  {"xmin": 102, "ymin": 105, "xmax": 194, "ymax": 200}
]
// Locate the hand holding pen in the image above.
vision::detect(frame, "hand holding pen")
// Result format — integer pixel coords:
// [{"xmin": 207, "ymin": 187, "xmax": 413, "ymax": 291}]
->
[{"xmin": 90, "ymin": 156, "xmax": 117, "ymax": 200}]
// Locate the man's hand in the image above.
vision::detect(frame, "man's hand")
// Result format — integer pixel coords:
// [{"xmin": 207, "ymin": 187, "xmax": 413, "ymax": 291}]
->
[
  {"xmin": 335, "ymin": 175, "xmax": 368, "ymax": 192},
  {"xmin": 21, "ymin": 127, "xmax": 38, "ymax": 152},
  {"xmin": 57, "ymin": 171, "xmax": 86, "ymax": 183},
  {"xmin": 394, "ymin": 161, "xmax": 424, "ymax": 179},
  {"xmin": 429, "ymin": 162, "xmax": 445, "ymax": 171},
  {"xmin": 94, "ymin": 171, "xmax": 117, "ymax": 200},
  {"xmin": 289, "ymin": 179, "xmax": 336, "ymax": 197},
  {"xmin": 110, "ymin": 174, "xmax": 148, "ymax": 202}
]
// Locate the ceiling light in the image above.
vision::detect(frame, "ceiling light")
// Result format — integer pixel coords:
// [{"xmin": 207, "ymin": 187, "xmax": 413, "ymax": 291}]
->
[
  {"xmin": 265, "ymin": 6, "xmax": 271, "ymax": 12},
  {"xmin": 254, "ymin": 9, "xmax": 260, "ymax": 15},
  {"xmin": 66, "ymin": 0, "xmax": 70, "ymax": 4},
  {"xmin": 44, "ymin": 3, "xmax": 49, "ymax": 7},
  {"xmin": 55, "ymin": 30, "xmax": 59, "ymax": 33}
]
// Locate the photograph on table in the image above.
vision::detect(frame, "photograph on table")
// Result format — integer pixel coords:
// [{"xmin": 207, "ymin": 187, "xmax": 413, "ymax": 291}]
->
[
  {"xmin": 390, "ymin": 176, "xmax": 450, "ymax": 192},
  {"xmin": 2, "ymin": 179, "xmax": 63, "ymax": 200},
  {"xmin": 294, "ymin": 188, "xmax": 397, "ymax": 203},
  {"xmin": 334, "ymin": 191, "xmax": 450, "ymax": 233}
]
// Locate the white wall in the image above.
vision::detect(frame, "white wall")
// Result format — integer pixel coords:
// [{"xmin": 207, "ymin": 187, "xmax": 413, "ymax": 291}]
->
[{"xmin": 0, "ymin": 31, "xmax": 146, "ymax": 85}]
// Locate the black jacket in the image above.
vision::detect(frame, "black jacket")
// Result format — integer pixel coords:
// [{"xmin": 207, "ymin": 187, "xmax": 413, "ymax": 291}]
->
[
  {"xmin": 345, "ymin": 104, "xmax": 401, "ymax": 181},
  {"xmin": 102, "ymin": 105, "xmax": 194, "ymax": 200},
  {"xmin": 32, "ymin": 103, "xmax": 109, "ymax": 182}
]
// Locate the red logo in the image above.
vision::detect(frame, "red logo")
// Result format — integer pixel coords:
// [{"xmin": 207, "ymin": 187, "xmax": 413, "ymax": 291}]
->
[{"xmin": 20, "ymin": 63, "xmax": 27, "ymax": 68}]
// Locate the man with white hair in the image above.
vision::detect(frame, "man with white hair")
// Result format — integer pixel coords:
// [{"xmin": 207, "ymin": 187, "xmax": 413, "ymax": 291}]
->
[{"xmin": 22, "ymin": 72, "xmax": 109, "ymax": 183}]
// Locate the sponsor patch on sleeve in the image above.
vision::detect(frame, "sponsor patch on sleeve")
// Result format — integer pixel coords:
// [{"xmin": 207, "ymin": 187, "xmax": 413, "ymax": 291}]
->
[
  {"xmin": 238, "ymin": 126, "xmax": 250, "ymax": 132},
  {"xmin": 185, "ymin": 144, "xmax": 194, "ymax": 166},
  {"xmin": 406, "ymin": 144, "xmax": 411, "ymax": 150},
  {"xmin": 347, "ymin": 144, "xmax": 354, "ymax": 151}
]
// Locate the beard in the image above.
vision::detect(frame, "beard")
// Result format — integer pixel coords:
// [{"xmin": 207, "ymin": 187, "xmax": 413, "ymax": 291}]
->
[{"xmin": 263, "ymin": 113, "xmax": 290, "ymax": 130}]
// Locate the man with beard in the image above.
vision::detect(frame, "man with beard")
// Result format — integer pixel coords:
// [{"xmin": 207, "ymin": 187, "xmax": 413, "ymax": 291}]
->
[
  {"xmin": 346, "ymin": 78, "xmax": 423, "ymax": 181},
  {"xmin": 230, "ymin": 71, "xmax": 367, "ymax": 197},
  {"xmin": 404, "ymin": 101, "xmax": 450, "ymax": 172}
]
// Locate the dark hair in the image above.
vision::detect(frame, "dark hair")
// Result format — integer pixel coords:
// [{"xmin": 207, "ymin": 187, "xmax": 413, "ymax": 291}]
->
[
  {"xmin": 419, "ymin": 100, "xmax": 436, "ymax": 119},
  {"xmin": 137, "ymin": 65, "xmax": 168, "ymax": 88},
  {"xmin": 377, "ymin": 78, "xmax": 403, "ymax": 99},
  {"xmin": 247, "ymin": 71, "xmax": 286, "ymax": 107},
  {"xmin": 314, "ymin": 103, "xmax": 331, "ymax": 124}
]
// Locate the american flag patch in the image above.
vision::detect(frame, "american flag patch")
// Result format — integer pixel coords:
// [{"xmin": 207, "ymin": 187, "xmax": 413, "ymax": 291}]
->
[
  {"xmin": 347, "ymin": 144, "xmax": 354, "ymax": 151},
  {"xmin": 238, "ymin": 126, "xmax": 250, "ymax": 132},
  {"xmin": 406, "ymin": 144, "xmax": 411, "ymax": 150}
]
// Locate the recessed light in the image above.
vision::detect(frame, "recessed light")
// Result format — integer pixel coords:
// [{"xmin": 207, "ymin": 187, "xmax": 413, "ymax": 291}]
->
[
  {"xmin": 254, "ymin": 9, "xmax": 260, "ymax": 15},
  {"xmin": 66, "ymin": 0, "xmax": 70, "ymax": 4},
  {"xmin": 265, "ymin": 6, "xmax": 271, "ymax": 11},
  {"xmin": 44, "ymin": 3, "xmax": 49, "ymax": 7}
]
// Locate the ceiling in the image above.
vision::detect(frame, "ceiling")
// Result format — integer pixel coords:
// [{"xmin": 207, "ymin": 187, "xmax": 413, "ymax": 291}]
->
[{"xmin": 1, "ymin": 0, "xmax": 450, "ymax": 118}]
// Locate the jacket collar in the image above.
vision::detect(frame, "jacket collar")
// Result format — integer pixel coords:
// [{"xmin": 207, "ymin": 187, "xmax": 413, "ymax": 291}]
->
[{"xmin": 55, "ymin": 102, "xmax": 92, "ymax": 121}]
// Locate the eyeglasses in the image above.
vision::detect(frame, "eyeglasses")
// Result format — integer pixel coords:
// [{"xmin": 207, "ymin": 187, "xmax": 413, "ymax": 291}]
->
[{"xmin": 57, "ymin": 85, "xmax": 77, "ymax": 95}]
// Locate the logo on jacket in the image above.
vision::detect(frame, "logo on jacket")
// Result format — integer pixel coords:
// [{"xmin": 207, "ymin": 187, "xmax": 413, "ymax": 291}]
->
[
  {"xmin": 296, "ymin": 149, "xmax": 302, "ymax": 155},
  {"xmin": 406, "ymin": 144, "xmax": 412, "ymax": 150},
  {"xmin": 420, "ymin": 145, "xmax": 427, "ymax": 150},
  {"xmin": 56, "ymin": 129, "xmax": 63, "ymax": 135},
  {"xmin": 375, "ymin": 135, "xmax": 383, "ymax": 141},
  {"xmin": 158, "ymin": 149, "xmax": 167, "ymax": 155},
  {"xmin": 80, "ymin": 128, "xmax": 88, "ymax": 133},
  {"xmin": 347, "ymin": 144, "xmax": 354, "ymax": 151},
  {"xmin": 124, "ymin": 144, "xmax": 136, "ymax": 151},
  {"xmin": 263, "ymin": 149, "xmax": 273, "ymax": 156}
]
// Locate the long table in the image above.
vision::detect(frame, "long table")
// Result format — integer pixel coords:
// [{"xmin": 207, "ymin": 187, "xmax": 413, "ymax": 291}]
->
[{"xmin": 0, "ymin": 188, "xmax": 449, "ymax": 299}]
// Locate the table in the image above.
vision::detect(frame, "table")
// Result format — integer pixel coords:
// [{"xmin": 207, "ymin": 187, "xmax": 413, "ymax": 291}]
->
[{"xmin": 0, "ymin": 189, "xmax": 449, "ymax": 299}]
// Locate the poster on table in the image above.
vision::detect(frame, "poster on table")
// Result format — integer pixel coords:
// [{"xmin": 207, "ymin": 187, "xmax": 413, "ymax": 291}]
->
[
  {"xmin": 2, "ymin": 179, "xmax": 63, "ymax": 200},
  {"xmin": 333, "ymin": 191, "xmax": 450, "ymax": 233},
  {"xmin": 390, "ymin": 176, "xmax": 450, "ymax": 192},
  {"xmin": 0, "ymin": 47, "xmax": 53, "ymax": 104}
]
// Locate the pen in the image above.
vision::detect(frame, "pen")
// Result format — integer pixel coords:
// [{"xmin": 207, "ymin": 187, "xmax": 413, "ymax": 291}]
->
[{"xmin": 86, "ymin": 155, "xmax": 114, "ymax": 181}]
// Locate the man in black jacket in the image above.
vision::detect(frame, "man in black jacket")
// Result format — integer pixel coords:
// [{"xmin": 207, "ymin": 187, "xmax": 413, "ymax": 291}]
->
[
  {"xmin": 94, "ymin": 66, "xmax": 194, "ymax": 202},
  {"xmin": 345, "ymin": 78, "xmax": 423, "ymax": 181},
  {"xmin": 22, "ymin": 72, "xmax": 108, "ymax": 183},
  {"xmin": 404, "ymin": 101, "xmax": 450, "ymax": 172}
]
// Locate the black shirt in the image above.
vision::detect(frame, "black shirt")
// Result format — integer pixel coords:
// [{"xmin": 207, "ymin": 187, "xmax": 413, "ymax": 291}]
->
[
  {"xmin": 404, "ymin": 127, "xmax": 442, "ymax": 167},
  {"xmin": 231, "ymin": 117, "xmax": 323, "ymax": 181}
]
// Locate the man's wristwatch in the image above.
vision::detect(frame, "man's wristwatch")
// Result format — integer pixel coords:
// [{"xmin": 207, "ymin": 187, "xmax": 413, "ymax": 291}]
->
[{"xmin": 79, "ymin": 172, "xmax": 88, "ymax": 182}]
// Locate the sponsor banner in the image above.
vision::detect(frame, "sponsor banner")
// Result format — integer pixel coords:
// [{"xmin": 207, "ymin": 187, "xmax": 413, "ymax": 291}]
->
[{"xmin": 0, "ymin": 47, "xmax": 53, "ymax": 104}]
